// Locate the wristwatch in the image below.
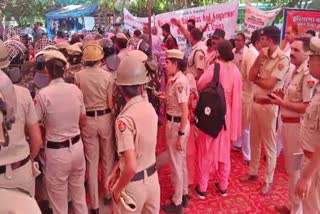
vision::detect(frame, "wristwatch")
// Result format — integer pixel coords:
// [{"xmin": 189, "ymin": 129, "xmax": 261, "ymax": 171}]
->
[{"xmin": 178, "ymin": 130, "xmax": 185, "ymax": 136}]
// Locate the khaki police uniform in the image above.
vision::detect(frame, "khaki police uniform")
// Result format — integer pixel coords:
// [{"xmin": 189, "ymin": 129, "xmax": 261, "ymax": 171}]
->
[
  {"xmin": 299, "ymin": 83, "xmax": 320, "ymax": 213},
  {"xmin": 186, "ymin": 41, "xmax": 206, "ymax": 80},
  {"xmin": 64, "ymin": 64, "xmax": 83, "ymax": 84},
  {"xmin": 35, "ymin": 77, "xmax": 88, "ymax": 214},
  {"xmin": 280, "ymin": 60, "xmax": 316, "ymax": 214},
  {"xmin": 113, "ymin": 95, "xmax": 160, "ymax": 214},
  {"xmin": 75, "ymin": 64, "xmax": 115, "ymax": 209},
  {"xmin": 0, "ymin": 85, "xmax": 38, "ymax": 196},
  {"xmin": 0, "ymin": 188, "xmax": 42, "ymax": 214},
  {"xmin": 166, "ymin": 71, "xmax": 190, "ymax": 206},
  {"xmin": 250, "ymin": 47, "xmax": 290, "ymax": 184}
]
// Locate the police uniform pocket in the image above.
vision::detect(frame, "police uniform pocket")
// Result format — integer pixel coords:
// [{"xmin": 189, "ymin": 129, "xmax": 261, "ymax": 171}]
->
[
  {"xmin": 287, "ymin": 84, "xmax": 302, "ymax": 102},
  {"xmin": 306, "ymin": 106, "xmax": 320, "ymax": 132}
]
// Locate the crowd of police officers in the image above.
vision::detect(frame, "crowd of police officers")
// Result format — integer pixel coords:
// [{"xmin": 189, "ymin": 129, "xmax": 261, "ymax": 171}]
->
[{"xmin": 0, "ymin": 23, "xmax": 320, "ymax": 214}]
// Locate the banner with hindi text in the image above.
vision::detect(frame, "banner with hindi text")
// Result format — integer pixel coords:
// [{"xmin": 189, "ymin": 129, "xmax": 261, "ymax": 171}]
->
[{"xmin": 283, "ymin": 8, "xmax": 320, "ymax": 38}]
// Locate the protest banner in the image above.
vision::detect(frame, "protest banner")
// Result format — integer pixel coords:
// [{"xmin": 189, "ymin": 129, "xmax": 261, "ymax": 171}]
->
[
  {"xmin": 124, "ymin": 0, "xmax": 239, "ymax": 48},
  {"xmin": 283, "ymin": 8, "xmax": 320, "ymax": 38},
  {"xmin": 244, "ymin": 0, "xmax": 281, "ymax": 41}
]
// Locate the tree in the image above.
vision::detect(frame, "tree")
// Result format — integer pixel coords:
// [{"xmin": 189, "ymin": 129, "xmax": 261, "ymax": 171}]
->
[{"xmin": 2, "ymin": 0, "xmax": 58, "ymax": 26}]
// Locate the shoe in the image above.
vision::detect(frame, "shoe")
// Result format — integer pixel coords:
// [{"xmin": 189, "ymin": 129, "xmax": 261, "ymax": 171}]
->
[
  {"xmin": 274, "ymin": 205, "xmax": 290, "ymax": 214},
  {"xmin": 162, "ymin": 203, "xmax": 183, "ymax": 214},
  {"xmin": 239, "ymin": 174, "xmax": 258, "ymax": 183},
  {"xmin": 214, "ymin": 183, "xmax": 227, "ymax": 197},
  {"xmin": 232, "ymin": 145, "xmax": 242, "ymax": 152},
  {"xmin": 243, "ymin": 159, "xmax": 250, "ymax": 165},
  {"xmin": 103, "ymin": 196, "xmax": 112, "ymax": 205},
  {"xmin": 261, "ymin": 183, "xmax": 272, "ymax": 195},
  {"xmin": 182, "ymin": 194, "xmax": 189, "ymax": 208},
  {"xmin": 90, "ymin": 209, "xmax": 99, "ymax": 214},
  {"xmin": 194, "ymin": 185, "xmax": 206, "ymax": 200}
]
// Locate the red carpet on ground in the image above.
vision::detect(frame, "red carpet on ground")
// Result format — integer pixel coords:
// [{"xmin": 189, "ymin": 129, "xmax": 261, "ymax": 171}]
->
[{"xmin": 157, "ymin": 124, "xmax": 288, "ymax": 214}]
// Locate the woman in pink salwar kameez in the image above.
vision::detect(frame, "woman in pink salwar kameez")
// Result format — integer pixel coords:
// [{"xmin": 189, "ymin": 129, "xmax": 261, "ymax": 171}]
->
[{"xmin": 195, "ymin": 40, "xmax": 242, "ymax": 199}]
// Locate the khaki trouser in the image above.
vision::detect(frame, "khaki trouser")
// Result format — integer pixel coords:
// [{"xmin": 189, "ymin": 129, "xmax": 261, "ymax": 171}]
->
[
  {"xmin": 302, "ymin": 157, "xmax": 320, "ymax": 213},
  {"xmin": 81, "ymin": 113, "xmax": 115, "ymax": 209},
  {"xmin": 45, "ymin": 140, "xmax": 88, "ymax": 214},
  {"xmin": 249, "ymin": 103, "xmax": 277, "ymax": 184},
  {"xmin": 166, "ymin": 120, "xmax": 190, "ymax": 205},
  {"xmin": 281, "ymin": 122, "xmax": 302, "ymax": 214},
  {"xmin": 0, "ymin": 188, "xmax": 42, "ymax": 214},
  {"xmin": 0, "ymin": 159, "xmax": 35, "ymax": 196},
  {"xmin": 113, "ymin": 172, "xmax": 160, "ymax": 214}
]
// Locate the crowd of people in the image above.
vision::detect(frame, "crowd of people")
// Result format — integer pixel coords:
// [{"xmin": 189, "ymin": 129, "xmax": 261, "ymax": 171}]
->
[{"xmin": 0, "ymin": 17, "xmax": 320, "ymax": 214}]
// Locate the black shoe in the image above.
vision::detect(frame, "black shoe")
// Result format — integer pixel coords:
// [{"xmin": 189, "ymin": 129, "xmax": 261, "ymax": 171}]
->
[
  {"xmin": 182, "ymin": 194, "xmax": 189, "ymax": 208},
  {"xmin": 103, "ymin": 196, "xmax": 112, "ymax": 205},
  {"xmin": 162, "ymin": 203, "xmax": 183, "ymax": 214},
  {"xmin": 232, "ymin": 145, "xmax": 242, "ymax": 152},
  {"xmin": 214, "ymin": 183, "xmax": 227, "ymax": 197},
  {"xmin": 90, "ymin": 209, "xmax": 99, "ymax": 214},
  {"xmin": 194, "ymin": 185, "xmax": 206, "ymax": 200}
]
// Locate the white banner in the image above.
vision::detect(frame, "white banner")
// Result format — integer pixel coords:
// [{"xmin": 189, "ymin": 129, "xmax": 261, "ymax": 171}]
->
[
  {"xmin": 244, "ymin": 0, "xmax": 281, "ymax": 41},
  {"xmin": 124, "ymin": 0, "xmax": 239, "ymax": 48}
]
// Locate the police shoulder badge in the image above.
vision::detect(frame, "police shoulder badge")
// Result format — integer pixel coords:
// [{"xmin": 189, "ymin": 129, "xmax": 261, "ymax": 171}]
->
[
  {"xmin": 177, "ymin": 85, "xmax": 184, "ymax": 93},
  {"xmin": 307, "ymin": 80, "xmax": 315, "ymax": 88},
  {"xmin": 277, "ymin": 63, "xmax": 284, "ymax": 70},
  {"xmin": 118, "ymin": 120, "xmax": 127, "ymax": 132}
]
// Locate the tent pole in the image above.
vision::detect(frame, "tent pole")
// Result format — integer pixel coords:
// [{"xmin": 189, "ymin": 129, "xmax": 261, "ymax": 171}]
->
[{"xmin": 148, "ymin": 0, "xmax": 152, "ymax": 56}]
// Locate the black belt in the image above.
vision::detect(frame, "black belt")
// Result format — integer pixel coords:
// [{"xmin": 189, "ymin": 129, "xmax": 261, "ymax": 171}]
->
[
  {"xmin": 86, "ymin": 108, "xmax": 111, "ymax": 117},
  {"xmin": 131, "ymin": 163, "xmax": 157, "ymax": 182},
  {"xmin": 166, "ymin": 114, "xmax": 181, "ymax": 123},
  {"xmin": 0, "ymin": 155, "xmax": 30, "ymax": 174},
  {"xmin": 47, "ymin": 135, "xmax": 80, "ymax": 149}
]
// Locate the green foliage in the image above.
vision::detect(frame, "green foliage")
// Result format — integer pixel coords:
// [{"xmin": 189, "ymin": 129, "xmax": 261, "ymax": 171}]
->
[
  {"xmin": 1, "ymin": 0, "xmax": 319, "ymax": 26},
  {"xmin": 2, "ymin": 0, "xmax": 57, "ymax": 25}
]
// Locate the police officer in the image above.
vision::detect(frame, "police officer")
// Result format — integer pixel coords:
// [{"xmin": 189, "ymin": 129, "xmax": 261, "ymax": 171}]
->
[
  {"xmin": 0, "ymin": 39, "xmax": 42, "ymax": 197},
  {"xmin": 0, "ymin": 188, "xmax": 42, "ymax": 214},
  {"xmin": 295, "ymin": 36, "xmax": 320, "ymax": 213},
  {"xmin": 269, "ymin": 37, "xmax": 317, "ymax": 214},
  {"xmin": 161, "ymin": 49, "xmax": 190, "ymax": 213},
  {"xmin": 64, "ymin": 44, "xmax": 83, "ymax": 83},
  {"xmin": 75, "ymin": 41, "xmax": 115, "ymax": 213},
  {"xmin": 185, "ymin": 28, "xmax": 207, "ymax": 80},
  {"xmin": 240, "ymin": 26, "xmax": 290, "ymax": 195},
  {"xmin": 105, "ymin": 50, "xmax": 160, "ymax": 214},
  {"xmin": 34, "ymin": 50, "xmax": 88, "ymax": 214}
]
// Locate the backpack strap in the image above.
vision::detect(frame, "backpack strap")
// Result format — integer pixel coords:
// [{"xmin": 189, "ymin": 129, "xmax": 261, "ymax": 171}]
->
[{"xmin": 212, "ymin": 63, "xmax": 220, "ymax": 87}]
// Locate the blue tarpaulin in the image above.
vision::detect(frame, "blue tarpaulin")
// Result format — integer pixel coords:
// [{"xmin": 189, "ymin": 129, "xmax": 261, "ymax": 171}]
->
[{"xmin": 46, "ymin": 3, "xmax": 98, "ymax": 38}]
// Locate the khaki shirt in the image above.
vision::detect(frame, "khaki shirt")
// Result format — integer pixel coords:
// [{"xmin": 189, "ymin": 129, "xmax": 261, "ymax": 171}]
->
[
  {"xmin": 75, "ymin": 65, "xmax": 113, "ymax": 111},
  {"xmin": 0, "ymin": 86, "xmax": 38, "ymax": 165},
  {"xmin": 186, "ymin": 41, "xmax": 207, "ymax": 79},
  {"xmin": 115, "ymin": 95, "xmax": 158, "ymax": 172},
  {"xmin": 166, "ymin": 71, "xmax": 190, "ymax": 116},
  {"xmin": 254, "ymin": 47, "xmax": 290, "ymax": 98},
  {"xmin": 282, "ymin": 60, "xmax": 317, "ymax": 117},
  {"xmin": 300, "ymin": 83, "xmax": 320, "ymax": 152},
  {"xmin": 34, "ymin": 78, "xmax": 86, "ymax": 142}
]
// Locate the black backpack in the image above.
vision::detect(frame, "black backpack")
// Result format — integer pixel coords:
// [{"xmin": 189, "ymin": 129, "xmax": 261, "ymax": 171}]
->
[{"xmin": 195, "ymin": 63, "xmax": 227, "ymax": 138}]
